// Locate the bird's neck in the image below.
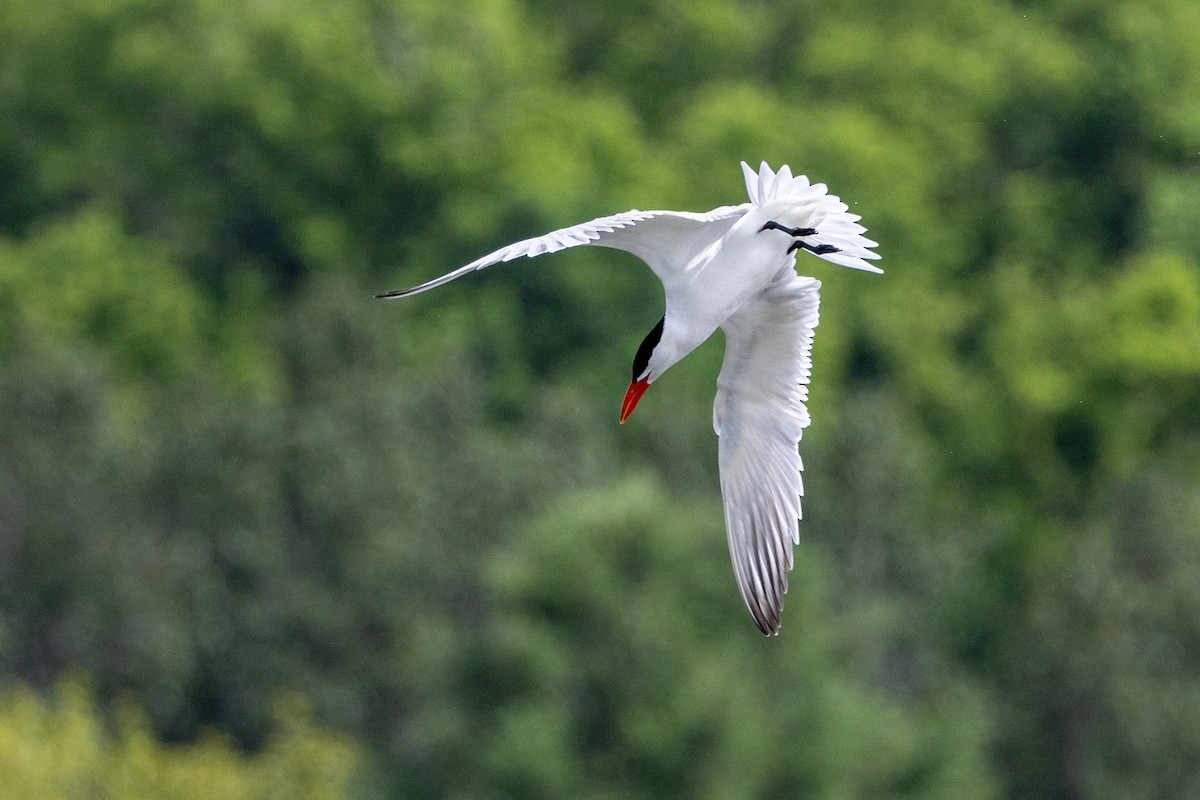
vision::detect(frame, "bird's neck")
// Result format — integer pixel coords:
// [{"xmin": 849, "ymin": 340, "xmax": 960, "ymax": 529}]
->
[{"xmin": 648, "ymin": 317, "xmax": 717, "ymax": 383}]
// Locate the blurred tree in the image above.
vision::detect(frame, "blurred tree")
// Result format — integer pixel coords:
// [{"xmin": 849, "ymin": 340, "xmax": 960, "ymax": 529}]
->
[
  {"xmin": 0, "ymin": 678, "xmax": 358, "ymax": 800},
  {"xmin": 411, "ymin": 476, "xmax": 998, "ymax": 800}
]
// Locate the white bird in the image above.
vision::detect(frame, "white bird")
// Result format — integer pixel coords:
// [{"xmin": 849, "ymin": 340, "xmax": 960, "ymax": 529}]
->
[{"xmin": 379, "ymin": 161, "xmax": 881, "ymax": 634}]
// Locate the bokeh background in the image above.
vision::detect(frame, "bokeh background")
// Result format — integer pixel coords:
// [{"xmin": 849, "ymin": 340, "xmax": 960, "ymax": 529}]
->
[{"xmin": 3, "ymin": 0, "xmax": 1200, "ymax": 797}]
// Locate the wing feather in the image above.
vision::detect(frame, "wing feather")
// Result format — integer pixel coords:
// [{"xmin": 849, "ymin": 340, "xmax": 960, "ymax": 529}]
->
[
  {"xmin": 713, "ymin": 275, "xmax": 820, "ymax": 635},
  {"xmin": 377, "ymin": 205, "xmax": 750, "ymax": 298}
]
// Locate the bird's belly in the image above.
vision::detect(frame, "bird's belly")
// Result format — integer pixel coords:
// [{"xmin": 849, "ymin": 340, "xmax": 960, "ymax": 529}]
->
[{"xmin": 671, "ymin": 240, "xmax": 792, "ymax": 328}]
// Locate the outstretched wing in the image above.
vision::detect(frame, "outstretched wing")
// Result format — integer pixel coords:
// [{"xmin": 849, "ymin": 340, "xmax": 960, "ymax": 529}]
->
[
  {"xmin": 712, "ymin": 274, "xmax": 820, "ymax": 635},
  {"xmin": 377, "ymin": 205, "xmax": 750, "ymax": 298}
]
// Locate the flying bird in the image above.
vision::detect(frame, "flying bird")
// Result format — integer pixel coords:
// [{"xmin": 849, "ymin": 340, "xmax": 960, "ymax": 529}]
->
[{"xmin": 379, "ymin": 161, "xmax": 881, "ymax": 634}]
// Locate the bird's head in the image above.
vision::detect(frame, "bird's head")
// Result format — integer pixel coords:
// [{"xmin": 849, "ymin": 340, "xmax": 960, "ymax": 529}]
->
[{"xmin": 620, "ymin": 316, "xmax": 665, "ymax": 424}]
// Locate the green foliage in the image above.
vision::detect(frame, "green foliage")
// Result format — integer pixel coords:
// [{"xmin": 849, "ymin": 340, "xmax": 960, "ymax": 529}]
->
[
  {"xmin": 0, "ymin": 678, "xmax": 357, "ymax": 800},
  {"xmin": 0, "ymin": 209, "xmax": 205, "ymax": 381},
  {"xmin": 2, "ymin": 0, "xmax": 1200, "ymax": 797},
  {"xmin": 428, "ymin": 476, "xmax": 998, "ymax": 800}
]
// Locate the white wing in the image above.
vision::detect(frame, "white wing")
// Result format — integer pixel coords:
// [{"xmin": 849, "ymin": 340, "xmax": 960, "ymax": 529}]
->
[
  {"xmin": 713, "ymin": 274, "xmax": 820, "ymax": 635},
  {"xmin": 377, "ymin": 205, "xmax": 750, "ymax": 298}
]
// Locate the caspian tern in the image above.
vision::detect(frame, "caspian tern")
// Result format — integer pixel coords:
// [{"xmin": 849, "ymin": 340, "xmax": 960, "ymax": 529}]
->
[{"xmin": 379, "ymin": 161, "xmax": 880, "ymax": 634}]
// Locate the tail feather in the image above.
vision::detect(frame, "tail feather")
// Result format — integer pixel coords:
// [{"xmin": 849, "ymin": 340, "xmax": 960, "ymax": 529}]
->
[{"xmin": 741, "ymin": 160, "xmax": 883, "ymax": 274}]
